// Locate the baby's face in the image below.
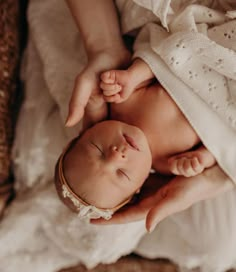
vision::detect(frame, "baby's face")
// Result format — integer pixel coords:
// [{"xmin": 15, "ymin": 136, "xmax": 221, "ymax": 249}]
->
[{"xmin": 64, "ymin": 120, "xmax": 152, "ymax": 209}]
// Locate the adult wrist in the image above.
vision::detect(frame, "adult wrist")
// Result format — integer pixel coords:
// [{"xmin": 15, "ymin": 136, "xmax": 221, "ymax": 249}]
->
[{"xmin": 85, "ymin": 38, "xmax": 127, "ymax": 58}]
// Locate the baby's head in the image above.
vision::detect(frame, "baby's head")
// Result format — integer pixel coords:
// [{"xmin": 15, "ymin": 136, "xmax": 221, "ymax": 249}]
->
[{"xmin": 54, "ymin": 120, "xmax": 152, "ymax": 219}]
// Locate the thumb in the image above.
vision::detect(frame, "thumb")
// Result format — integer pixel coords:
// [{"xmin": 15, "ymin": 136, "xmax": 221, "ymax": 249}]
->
[
  {"xmin": 65, "ymin": 76, "xmax": 94, "ymax": 127},
  {"xmin": 146, "ymin": 191, "xmax": 184, "ymax": 233}
]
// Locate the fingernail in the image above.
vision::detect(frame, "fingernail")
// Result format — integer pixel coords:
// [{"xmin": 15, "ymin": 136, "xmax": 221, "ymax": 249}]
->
[
  {"xmin": 148, "ymin": 225, "xmax": 155, "ymax": 233},
  {"xmin": 65, "ymin": 117, "xmax": 71, "ymax": 127},
  {"xmin": 147, "ymin": 223, "xmax": 157, "ymax": 233}
]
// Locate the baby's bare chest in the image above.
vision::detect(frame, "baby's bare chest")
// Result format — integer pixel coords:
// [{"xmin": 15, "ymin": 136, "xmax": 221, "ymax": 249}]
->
[{"xmin": 111, "ymin": 86, "xmax": 199, "ymax": 166}]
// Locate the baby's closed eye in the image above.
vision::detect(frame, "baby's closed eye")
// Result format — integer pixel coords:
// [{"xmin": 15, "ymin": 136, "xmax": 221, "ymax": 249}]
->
[
  {"xmin": 90, "ymin": 142, "xmax": 104, "ymax": 157},
  {"xmin": 117, "ymin": 169, "xmax": 130, "ymax": 181}
]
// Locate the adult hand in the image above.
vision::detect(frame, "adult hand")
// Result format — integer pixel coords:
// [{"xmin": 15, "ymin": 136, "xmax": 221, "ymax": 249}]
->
[
  {"xmin": 91, "ymin": 166, "xmax": 233, "ymax": 232},
  {"xmin": 65, "ymin": 48, "xmax": 131, "ymax": 129}
]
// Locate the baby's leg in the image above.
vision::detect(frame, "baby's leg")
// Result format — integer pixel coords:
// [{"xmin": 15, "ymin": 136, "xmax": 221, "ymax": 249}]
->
[
  {"xmin": 168, "ymin": 146, "xmax": 216, "ymax": 177},
  {"xmin": 100, "ymin": 58, "xmax": 154, "ymax": 103}
]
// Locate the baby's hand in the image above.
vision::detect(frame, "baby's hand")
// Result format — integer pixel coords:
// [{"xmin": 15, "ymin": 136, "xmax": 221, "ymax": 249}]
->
[
  {"xmin": 65, "ymin": 48, "xmax": 131, "ymax": 127},
  {"xmin": 168, "ymin": 154, "xmax": 204, "ymax": 177},
  {"xmin": 168, "ymin": 147, "xmax": 216, "ymax": 177},
  {"xmin": 100, "ymin": 70, "xmax": 136, "ymax": 103}
]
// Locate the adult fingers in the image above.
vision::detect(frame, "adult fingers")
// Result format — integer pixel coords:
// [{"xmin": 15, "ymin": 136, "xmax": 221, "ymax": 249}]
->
[
  {"xmin": 91, "ymin": 205, "xmax": 148, "ymax": 225},
  {"xmin": 91, "ymin": 193, "xmax": 159, "ymax": 225},
  {"xmin": 82, "ymin": 98, "xmax": 108, "ymax": 130},
  {"xmin": 146, "ymin": 191, "xmax": 187, "ymax": 232},
  {"xmin": 145, "ymin": 179, "xmax": 191, "ymax": 232},
  {"xmin": 65, "ymin": 74, "xmax": 95, "ymax": 127},
  {"xmin": 146, "ymin": 168, "xmax": 232, "ymax": 232}
]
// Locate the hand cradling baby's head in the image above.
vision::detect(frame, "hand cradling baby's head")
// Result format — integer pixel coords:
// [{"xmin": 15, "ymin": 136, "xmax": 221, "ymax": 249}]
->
[{"xmin": 54, "ymin": 120, "xmax": 152, "ymax": 217}]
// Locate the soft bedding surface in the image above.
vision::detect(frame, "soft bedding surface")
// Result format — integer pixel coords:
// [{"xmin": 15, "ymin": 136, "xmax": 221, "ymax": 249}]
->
[{"xmin": 1, "ymin": 1, "xmax": 236, "ymax": 272}]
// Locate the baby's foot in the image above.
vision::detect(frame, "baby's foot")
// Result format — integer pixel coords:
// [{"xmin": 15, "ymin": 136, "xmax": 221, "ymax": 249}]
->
[
  {"xmin": 168, "ymin": 150, "xmax": 211, "ymax": 177},
  {"xmin": 100, "ymin": 70, "xmax": 136, "ymax": 103}
]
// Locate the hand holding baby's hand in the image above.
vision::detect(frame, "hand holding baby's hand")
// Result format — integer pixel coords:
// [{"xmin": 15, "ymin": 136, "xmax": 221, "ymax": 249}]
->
[
  {"xmin": 100, "ymin": 70, "xmax": 136, "ymax": 103},
  {"xmin": 66, "ymin": 48, "xmax": 131, "ymax": 127}
]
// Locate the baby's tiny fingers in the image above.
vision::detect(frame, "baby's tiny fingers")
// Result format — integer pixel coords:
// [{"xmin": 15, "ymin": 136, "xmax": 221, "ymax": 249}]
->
[
  {"xmin": 119, "ymin": 90, "xmax": 132, "ymax": 101},
  {"xmin": 168, "ymin": 158, "xmax": 179, "ymax": 175},
  {"xmin": 178, "ymin": 158, "xmax": 195, "ymax": 177},
  {"xmin": 103, "ymin": 93, "xmax": 121, "ymax": 103},
  {"xmin": 191, "ymin": 157, "xmax": 204, "ymax": 173},
  {"xmin": 178, "ymin": 158, "xmax": 190, "ymax": 176},
  {"xmin": 100, "ymin": 82, "xmax": 122, "ymax": 96},
  {"xmin": 169, "ymin": 158, "xmax": 187, "ymax": 176},
  {"xmin": 101, "ymin": 70, "xmax": 116, "ymax": 84}
]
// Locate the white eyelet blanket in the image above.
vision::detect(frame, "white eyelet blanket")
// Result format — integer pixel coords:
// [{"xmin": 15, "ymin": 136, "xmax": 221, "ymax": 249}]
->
[
  {"xmin": 1, "ymin": 1, "xmax": 236, "ymax": 272},
  {"xmin": 130, "ymin": 0, "xmax": 236, "ymax": 184}
]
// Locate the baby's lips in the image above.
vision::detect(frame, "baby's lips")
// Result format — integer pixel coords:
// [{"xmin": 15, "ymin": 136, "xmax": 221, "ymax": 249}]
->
[{"xmin": 123, "ymin": 134, "xmax": 140, "ymax": 151}]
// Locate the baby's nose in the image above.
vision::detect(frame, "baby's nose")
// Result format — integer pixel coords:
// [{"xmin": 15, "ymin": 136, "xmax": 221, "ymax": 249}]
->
[{"xmin": 109, "ymin": 145, "xmax": 127, "ymax": 160}]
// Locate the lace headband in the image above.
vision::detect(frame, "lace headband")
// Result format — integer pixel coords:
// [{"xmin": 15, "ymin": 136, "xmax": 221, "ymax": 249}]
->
[{"xmin": 57, "ymin": 138, "xmax": 133, "ymax": 220}]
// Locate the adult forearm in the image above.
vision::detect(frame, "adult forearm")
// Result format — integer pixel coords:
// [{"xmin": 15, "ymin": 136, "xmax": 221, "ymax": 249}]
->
[{"xmin": 66, "ymin": 0, "xmax": 125, "ymax": 55}]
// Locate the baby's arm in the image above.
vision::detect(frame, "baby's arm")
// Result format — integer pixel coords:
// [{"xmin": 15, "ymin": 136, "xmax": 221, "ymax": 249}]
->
[
  {"xmin": 100, "ymin": 58, "xmax": 155, "ymax": 103},
  {"xmin": 168, "ymin": 146, "xmax": 216, "ymax": 177}
]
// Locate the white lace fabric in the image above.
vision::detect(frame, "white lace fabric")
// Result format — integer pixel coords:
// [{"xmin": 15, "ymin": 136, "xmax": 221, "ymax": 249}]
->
[{"xmin": 61, "ymin": 185, "xmax": 113, "ymax": 220}]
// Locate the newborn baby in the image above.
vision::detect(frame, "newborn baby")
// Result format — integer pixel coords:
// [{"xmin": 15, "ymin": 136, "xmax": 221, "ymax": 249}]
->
[{"xmin": 55, "ymin": 58, "xmax": 216, "ymax": 219}]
